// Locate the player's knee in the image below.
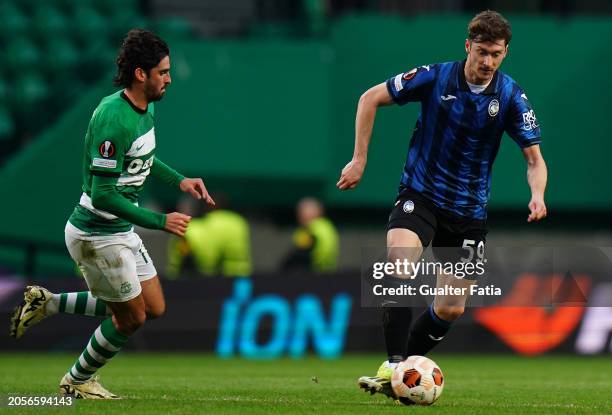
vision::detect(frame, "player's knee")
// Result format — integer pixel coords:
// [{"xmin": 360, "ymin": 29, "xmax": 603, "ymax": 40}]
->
[
  {"xmin": 146, "ymin": 302, "xmax": 166, "ymax": 320},
  {"xmin": 115, "ymin": 310, "xmax": 147, "ymax": 335},
  {"xmin": 434, "ymin": 305, "xmax": 464, "ymax": 322}
]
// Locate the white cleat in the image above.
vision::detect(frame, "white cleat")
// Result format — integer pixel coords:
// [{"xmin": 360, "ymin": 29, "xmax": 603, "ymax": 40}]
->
[
  {"xmin": 59, "ymin": 375, "xmax": 120, "ymax": 399},
  {"xmin": 9, "ymin": 285, "xmax": 52, "ymax": 339},
  {"xmin": 358, "ymin": 360, "xmax": 397, "ymax": 399}
]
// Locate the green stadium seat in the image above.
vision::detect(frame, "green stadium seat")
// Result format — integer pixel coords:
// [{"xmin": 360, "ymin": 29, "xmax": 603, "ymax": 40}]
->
[
  {"xmin": 154, "ymin": 17, "xmax": 195, "ymax": 39},
  {"xmin": 70, "ymin": 6, "xmax": 108, "ymax": 46},
  {"xmin": 12, "ymin": 0, "xmax": 38, "ymax": 14},
  {"xmin": 51, "ymin": 0, "xmax": 95, "ymax": 14},
  {"xmin": 79, "ymin": 40, "xmax": 115, "ymax": 82},
  {"xmin": 0, "ymin": 3, "xmax": 28, "ymax": 41},
  {"xmin": 32, "ymin": 4, "xmax": 69, "ymax": 40},
  {"xmin": 11, "ymin": 73, "xmax": 49, "ymax": 111},
  {"xmin": 93, "ymin": 0, "xmax": 137, "ymax": 16},
  {"xmin": 0, "ymin": 79, "xmax": 8, "ymax": 105},
  {"xmin": 6, "ymin": 38, "xmax": 41, "ymax": 74},
  {"xmin": 109, "ymin": 11, "xmax": 142, "ymax": 39},
  {"xmin": 41, "ymin": 37, "xmax": 79, "ymax": 78},
  {"xmin": 0, "ymin": 106, "xmax": 15, "ymax": 141}
]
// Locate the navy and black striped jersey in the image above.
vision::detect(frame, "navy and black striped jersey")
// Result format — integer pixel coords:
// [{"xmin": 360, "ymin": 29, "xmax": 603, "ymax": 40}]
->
[{"xmin": 386, "ymin": 60, "xmax": 541, "ymax": 220}]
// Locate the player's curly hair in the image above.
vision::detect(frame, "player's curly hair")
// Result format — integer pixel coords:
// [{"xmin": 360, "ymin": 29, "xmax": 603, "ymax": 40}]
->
[
  {"xmin": 113, "ymin": 29, "xmax": 170, "ymax": 88},
  {"xmin": 468, "ymin": 10, "xmax": 512, "ymax": 45}
]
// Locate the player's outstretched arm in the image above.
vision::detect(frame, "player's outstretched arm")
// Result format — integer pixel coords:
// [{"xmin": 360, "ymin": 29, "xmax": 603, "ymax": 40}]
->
[
  {"xmin": 179, "ymin": 177, "xmax": 215, "ymax": 206},
  {"xmin": 151, "ymin": 157, "xmax": 215, "ymax": 205},
  {"xmin": 150, "ymin": 157, "xmax": 185, "ymax": 188},
  {"xmin": 337, "ymin": 82, "xmax": 394, "ymax": 190},
  {"xmin": 523, "ymin": 144, "xmax": 548, "ymax": 222},
  {"xmin": 90, "ymin": 175, "xmax": 191, "ymax": 236}
]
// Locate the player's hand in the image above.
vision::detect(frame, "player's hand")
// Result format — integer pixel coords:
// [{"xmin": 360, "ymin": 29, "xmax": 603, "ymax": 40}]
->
[
  {"xmin": 337, "ymin": 159, "xmax": 365, "ymax": 190},
  {"xmin": 164, "ymin": 212, "xmax": 191, "ymax": 237},
  {"xmin": 527, "ymin": 197, "xmax": 547, "ymax": 222},
  {"xmin": 180, "ymin": 177, "xmax": 215, "ymax": 206}
]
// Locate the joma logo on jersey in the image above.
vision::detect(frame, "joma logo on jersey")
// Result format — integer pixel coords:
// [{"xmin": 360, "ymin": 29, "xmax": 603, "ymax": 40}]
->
[{"xmin": 127, "ymin": 155, "xmax": 154, "ymax": 174}]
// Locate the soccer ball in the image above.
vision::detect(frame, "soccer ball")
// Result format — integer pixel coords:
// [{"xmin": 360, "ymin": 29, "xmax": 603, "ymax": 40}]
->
[{"xmin": 391, "ymin": 355, "xmax": 444, "ymax": 405}]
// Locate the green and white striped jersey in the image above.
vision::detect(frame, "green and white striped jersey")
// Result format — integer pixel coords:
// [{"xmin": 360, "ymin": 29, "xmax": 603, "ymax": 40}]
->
[{"xmin": 69, "ymin": 90, "xmax": 157, "ymax": 234}]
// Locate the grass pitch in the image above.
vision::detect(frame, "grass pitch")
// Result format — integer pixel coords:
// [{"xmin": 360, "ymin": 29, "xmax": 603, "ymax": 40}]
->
[{"xmin": 0, "ymin": 353, "xmax": 610, "ymax": 414}]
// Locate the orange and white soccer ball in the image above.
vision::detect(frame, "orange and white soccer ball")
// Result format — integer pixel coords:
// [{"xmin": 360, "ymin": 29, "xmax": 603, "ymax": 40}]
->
[{"xmin": 391, "ymin": 355, "xmax": 444, "ymax": 405}]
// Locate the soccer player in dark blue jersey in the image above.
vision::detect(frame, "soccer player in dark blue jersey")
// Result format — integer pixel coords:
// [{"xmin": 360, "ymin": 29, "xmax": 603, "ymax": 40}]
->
[{"xmin": 337, "ymin": 10, "xmax": 548, "ymax": 398}]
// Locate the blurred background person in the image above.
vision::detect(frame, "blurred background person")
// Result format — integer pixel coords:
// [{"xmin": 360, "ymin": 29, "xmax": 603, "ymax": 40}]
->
[
  {"xmin": 167, "ymin": 195, "xmax": 252, "ymax": 278},
  {"xmin": 281, "ymin": 197, "xmax": 339, "ymax": 273}
]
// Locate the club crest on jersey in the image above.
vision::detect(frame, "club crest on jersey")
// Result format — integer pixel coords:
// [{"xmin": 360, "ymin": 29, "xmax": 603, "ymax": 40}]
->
[
  {"xmin": 488, "ymin": 99, "xmax": 499, "ymax": 117},
  {"xmin": 403, "ymin": 200, "xmax": 415, "ymax": 213},
  {"xmin": 403, "ymin": 68, "xmax": 418, "ymax": 81},
  {"xmin": 99, "ymin": 140, "xmax": 116, "ymax": 158}
]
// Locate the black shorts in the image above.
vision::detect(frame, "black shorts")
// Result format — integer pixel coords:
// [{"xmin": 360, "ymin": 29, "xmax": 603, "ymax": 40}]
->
[{"xmin": 387, "ymin": 187, "xmax": 488, "ymax": 263}]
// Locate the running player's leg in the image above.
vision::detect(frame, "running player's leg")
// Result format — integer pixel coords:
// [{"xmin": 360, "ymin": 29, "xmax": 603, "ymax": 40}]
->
[
  {"xmin": 47, "ymin": 291, "xmax": 111, "ymax": 317},
  {"xmin": 358, "ymin": 191, "xmax": 435, "ymax": 397},
  {"xmin": 405, "ymin": 270, "xmax": 474, "ymax": 356},
  {"xmin": 59, "ymin": 234, "xmax": 144, "ymax": 399},
  {"xmin": 405, "ymin": 219, "xmax": 486, "ymax": 356},
  {"xmin": 383, "ymin": 229, "xmax": 422, "ymax": 365},
  {"xmin": 140, "ymin": 276, "xmax": 166, "ymax": 320},
  {"xmin": 9, "ymin": 286, "xmax": 112, "ymax": 339},
  {"xmin": 132, "ymin": 232, "xmax": 166, "ymax": 320}
]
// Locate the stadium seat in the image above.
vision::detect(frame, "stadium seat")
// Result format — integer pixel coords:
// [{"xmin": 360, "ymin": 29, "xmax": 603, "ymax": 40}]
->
[
  {"xmin": 41, "ymin": 37, "xmax": 79, "ymax": 78},
  {"xmin": 11, "ymin": 0, "xmax": 38, "ymax": 14},
  {"xmin": 6, "ymin": 38, "xmax": 41, "ymax": 74},
  {"xmin": 70, "ymin": 6, "xmax": 108, "ymax": 46},
  {"xmin": 0, "ymin": 106, "xmax": 15, "ymax": 141},
  {"xmin": 0, "ymin": 3, "xmax": 28, "ymax": 42},
  {"xmin": 32, "ymin": 4, "xmax": 69, "ymax": 40},
  {"xmin": 11, "ymin": 74, "xmax": 49, "ymax": 114},
  {"xmin": 0, "ymin": 78, "xmax": 8, "ymax": 105},
  {"xmin": 109, "ymin": 11, "xmax": 143, "ymax": 39},
  {"xmin": 155, "ymin": 17, "xmax": 195, "ymax": 39},
  {"xmin": 79, "ymin": 40, "xmax": 115, "ymax": 82},
  {"xmin": 51, "ymin": 0, "xmax": 95, "ymax": 14},
  {"xmin": 93, "ymin": 0, "xmax": 137, "ymax": 16}
]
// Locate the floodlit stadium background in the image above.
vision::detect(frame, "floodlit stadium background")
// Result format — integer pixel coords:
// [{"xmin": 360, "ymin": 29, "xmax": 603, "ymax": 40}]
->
[{"xmin": 1, "ymin": 0, "xmax": 612, "ymax": 359}]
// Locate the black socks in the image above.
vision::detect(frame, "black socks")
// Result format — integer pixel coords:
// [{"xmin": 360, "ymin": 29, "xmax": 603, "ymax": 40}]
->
[
  {"xmin": 405, "ymin": 304, "xmax": 452, "ymax": 356},
  {"xmin": 382, "ymin": 306, "xmax": 412, "ymax": 361}
]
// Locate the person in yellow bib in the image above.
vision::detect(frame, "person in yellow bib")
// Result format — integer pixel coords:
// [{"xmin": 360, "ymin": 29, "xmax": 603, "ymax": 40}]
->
[
  {"xmin": 167, "ymin": 197, "xmax": 251, "ymax": 278},
  {"xmin": 281, "ymin": 197, "xmax": 339, "ymax": 273}
]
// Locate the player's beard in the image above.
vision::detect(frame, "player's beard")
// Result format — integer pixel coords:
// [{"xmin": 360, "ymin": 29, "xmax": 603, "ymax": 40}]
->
[{"xmin": 144, "ymin": 82, "xmax": 166, "ymax": 102}]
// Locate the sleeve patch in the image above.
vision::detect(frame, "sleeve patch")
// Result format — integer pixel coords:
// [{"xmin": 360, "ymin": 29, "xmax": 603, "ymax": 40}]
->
[
  {"xmin": 522, "ymin": 110, "xmax": 539, "ymax": 131},
  {"xmin": 92, "ymin": 158, "xmax": 118, "ymax": 169},
  {"xmin": 394, "ymin": 74, "xmax": 403, "ymax": 91},
  {"xmin": 98, "ymin": 140, "xmax": 116, "ymax": 158},
  {"xmin": 402, "ymin": 67, "xmax": 418, "ymax": 81}
]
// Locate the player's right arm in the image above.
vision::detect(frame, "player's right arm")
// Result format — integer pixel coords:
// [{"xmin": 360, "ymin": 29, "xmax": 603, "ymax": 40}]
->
[
  {"xmin": 337, "ymin": 65, "xmax": 437, "ymax": 190},
  {"xmin": 88, "ymin": 116, "xmax": 190, "ymax": 237},
  {"xmin": 337, "ymin": 83, "xmax": 393, "ymax": 190},
  {"xmin": 90, "ymin": 176, "xmax": 190, "ymax": 236}
]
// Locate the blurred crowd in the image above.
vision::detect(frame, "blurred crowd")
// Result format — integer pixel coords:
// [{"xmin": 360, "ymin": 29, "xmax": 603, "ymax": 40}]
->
[{"xmin": 165, "ymin": 196, "xmax": 339, "ymax": 278}]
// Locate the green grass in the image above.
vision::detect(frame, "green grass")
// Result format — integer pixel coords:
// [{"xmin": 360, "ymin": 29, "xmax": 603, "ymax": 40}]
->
[{"xmin": 0, "ymin": 353, "xmax": 610, "ymax": 414}]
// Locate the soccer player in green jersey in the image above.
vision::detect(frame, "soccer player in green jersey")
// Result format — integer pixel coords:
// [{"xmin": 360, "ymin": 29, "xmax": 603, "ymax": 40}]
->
[{"xmin": 9, "ymin": 29, "xmax": 215, "ymax": 399}]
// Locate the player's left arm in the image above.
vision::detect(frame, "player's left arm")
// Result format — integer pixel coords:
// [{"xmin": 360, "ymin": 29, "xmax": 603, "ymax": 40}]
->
[
  {"xmin": 151, "ymin": 158, "xmax": 215, "ymax": 205},
  {"xmin": 523, "ymin": 144, "xmax": 547, "ymax": 222},
  {"xmin": 505, "ymin": 87, "xmax": 547, "ymax": 222}
]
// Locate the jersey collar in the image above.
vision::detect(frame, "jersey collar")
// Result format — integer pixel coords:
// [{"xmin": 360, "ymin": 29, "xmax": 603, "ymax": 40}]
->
[
  {"xmin": 121, "ymin": 91, "xmax": 148, "ymax": 114},
  {"xmin": 457, "ymin": 60, "xmax": 499, "ymax": 95}
]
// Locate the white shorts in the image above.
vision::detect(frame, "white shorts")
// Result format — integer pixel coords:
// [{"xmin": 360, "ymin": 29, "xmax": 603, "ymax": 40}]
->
[{"xmin": 65, "ymin": 222, "xmax": 157, "ymax": 302}]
